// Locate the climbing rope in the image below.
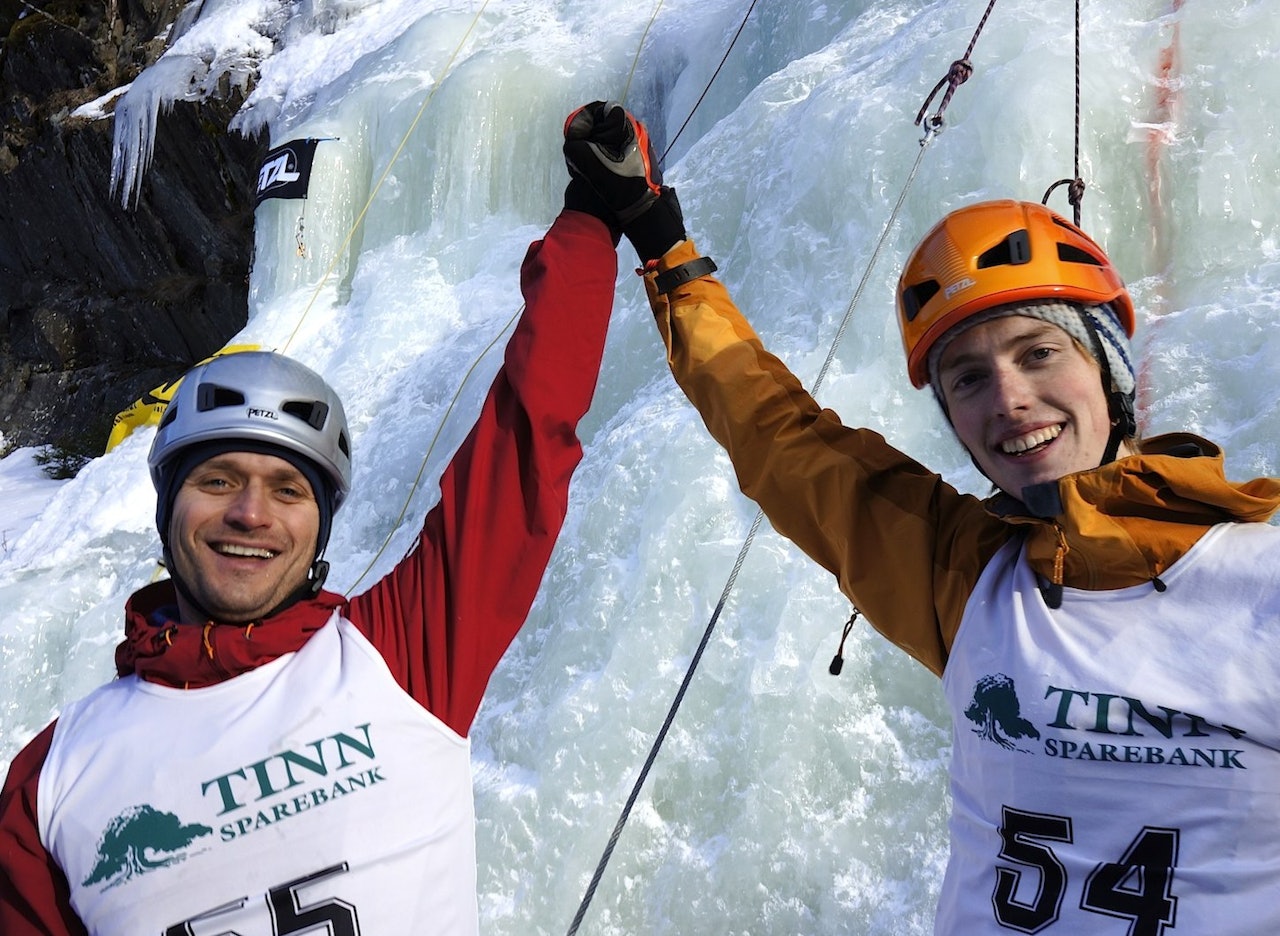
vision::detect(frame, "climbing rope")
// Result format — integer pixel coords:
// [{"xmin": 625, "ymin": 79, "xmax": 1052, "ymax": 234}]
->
[
  {"xmin": 567, "ymin": 0, "xmax": 1123, "ymax": 926},
  {"xmin": 1041, "ymin": 0, "xmax": 1086, "ymax": 225},
  {"xmin": 660, "ymin": 0, "xmax": 761, "ymax": 166},
  {"xmin": 621, "ymin": 0, "xmax": 665, "ymax": 104},
  {"xmin": 271, "ymin": 0, "xmax": 508, "ymax": 596},
  {"xmin": 220, "ymin": 0, "xmax": 515, "ymax": 600},
  {"xmin": 914, "ymin": 0, "xmax": 998, "ymax": 133},
  {"xmin": 563, "ymin": 509, "xmax": 763, "ymax": 936},
  {"xmin": 340, "ymin": 302, "xmax": 523, "ymax": 595},
  {"xmin": 340, "ymin": 0, "xmax": 664, "ymax": 594}
]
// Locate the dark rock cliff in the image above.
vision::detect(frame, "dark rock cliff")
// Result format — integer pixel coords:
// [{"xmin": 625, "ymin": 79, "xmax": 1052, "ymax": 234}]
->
[{"xmin": 0, "ymin": 0, "xmax": 265, "ymax": 455}]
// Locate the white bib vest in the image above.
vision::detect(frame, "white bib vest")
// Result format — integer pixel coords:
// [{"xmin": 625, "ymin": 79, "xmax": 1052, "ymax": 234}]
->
[
  {"xmin": 39, "ymin": 615, "xmax": 480, "ymax": 936},
  {"xmin": 937, "ymin": 522, "xmax": 1280, "ymax": 934}
]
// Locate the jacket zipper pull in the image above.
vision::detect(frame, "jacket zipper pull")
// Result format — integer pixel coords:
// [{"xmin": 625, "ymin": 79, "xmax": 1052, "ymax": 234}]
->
[
  {"xmin": 1040, "ymin": 525, "xmax": 1068, "ymax": 609},
  {"xmin": 828, "ymin": 608, "xmax": 862, "ymax": 676}
]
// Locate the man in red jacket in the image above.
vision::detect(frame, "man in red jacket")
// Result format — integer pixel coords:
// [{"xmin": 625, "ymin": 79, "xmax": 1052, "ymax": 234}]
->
[{"xmin": 0, "ymin": 107, "xmax": 655, "ymax": 935}]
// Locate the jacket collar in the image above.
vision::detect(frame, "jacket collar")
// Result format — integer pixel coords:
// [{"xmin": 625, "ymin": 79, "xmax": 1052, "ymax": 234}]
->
[
  {"xmin": 115, "ymin": 580, "xmax": 347, "ymax": 689},
  {"xmin": 1002, "ymin": 434, "xmax": 1235, "ymax": 518},
  {"xmin": 988, "ymin": 433, "xmax": 1280, "ymax": 590}
]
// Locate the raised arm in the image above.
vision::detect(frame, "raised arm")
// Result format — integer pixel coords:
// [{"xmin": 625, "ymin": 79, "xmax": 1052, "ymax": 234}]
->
[{"xmin": 345, "ymin": 206, "xmax": 618, "ymax": 734}]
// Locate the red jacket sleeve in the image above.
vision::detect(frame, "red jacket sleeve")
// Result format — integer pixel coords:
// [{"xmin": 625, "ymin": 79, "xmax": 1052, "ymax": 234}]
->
[
  {"xmin": 344, "ymin": 209, "xmax": 618, "ymax": 735},
  {"xmin": 0, "ymin": 722, "xmax": 88, "ymax": 936}
]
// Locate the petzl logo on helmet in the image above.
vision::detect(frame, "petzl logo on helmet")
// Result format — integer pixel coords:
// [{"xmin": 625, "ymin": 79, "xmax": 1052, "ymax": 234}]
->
[
  {"xmin": 944, "ymin": 276, "xmax": 976, "ymax": 301},
  {"xmin": 82, "ymin": 804, "xmax": 213, "ymax": 891},
  {"xmin": 247, "ymin": 407, "xmax": 279, "ymax": 421},
  {"xmin": 256, "ymin": 139, "xmax": 322, "ymax": 205}
]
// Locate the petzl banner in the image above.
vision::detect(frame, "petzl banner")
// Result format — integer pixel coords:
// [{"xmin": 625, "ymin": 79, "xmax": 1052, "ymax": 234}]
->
[{"xmin": 255, "ymin": 138, "xmax": 321, "ymax": 204}]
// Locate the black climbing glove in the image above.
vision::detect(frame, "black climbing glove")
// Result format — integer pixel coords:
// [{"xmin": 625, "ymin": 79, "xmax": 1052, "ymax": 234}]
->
[
  {"xmin": 563, "ymin": 177, "xmax": 622, "ymax": 245},
  {"xmin": 563, "ymin": 100, "xmax": 687, "ymax": 262}
]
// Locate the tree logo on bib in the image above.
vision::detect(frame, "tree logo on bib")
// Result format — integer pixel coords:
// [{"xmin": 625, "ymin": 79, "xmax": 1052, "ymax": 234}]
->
[
  {"xmin": 965, "ymin": 673, "xmax": 1041, "ymax": 752},
  {"xmin": 82, "ymin": 804, "xmax": 213, "ymax": 890}
]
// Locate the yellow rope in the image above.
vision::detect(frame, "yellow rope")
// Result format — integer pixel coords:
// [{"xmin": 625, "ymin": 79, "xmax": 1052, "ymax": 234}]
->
[
  {"xmin": 621, "ymin": 0, "xmax": 665, "ymax": 105},
  {"xmin": 280, "ymin": 0, "xmax": 492, "ymax": 355}
]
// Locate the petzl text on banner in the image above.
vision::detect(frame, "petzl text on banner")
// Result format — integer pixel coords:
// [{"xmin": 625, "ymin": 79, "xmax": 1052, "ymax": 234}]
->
[{"xmin": 256, "ymin": 138, "xmax": 322, "ymax": 204}]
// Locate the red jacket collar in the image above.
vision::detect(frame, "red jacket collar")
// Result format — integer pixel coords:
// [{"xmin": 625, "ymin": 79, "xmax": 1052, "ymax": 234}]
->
[{"xmin": 115, "ymin": 580, "xmax": 348, "ymax": 689}]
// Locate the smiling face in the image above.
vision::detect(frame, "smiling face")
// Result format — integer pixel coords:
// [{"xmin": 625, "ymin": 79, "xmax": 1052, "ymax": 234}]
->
[
  {"xmin": 166, "ymin": 450, "xmax": 320, "ymax": 624},
  {"xmin": 936, "ymin": 315, "xmax": 1132, "ymax": 499}
]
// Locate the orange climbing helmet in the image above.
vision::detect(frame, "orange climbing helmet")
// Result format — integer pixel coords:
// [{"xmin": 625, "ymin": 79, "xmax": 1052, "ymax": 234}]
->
[{"xmin": 896, "ymin": 199, "xmax": 1135, "ymax": 388}]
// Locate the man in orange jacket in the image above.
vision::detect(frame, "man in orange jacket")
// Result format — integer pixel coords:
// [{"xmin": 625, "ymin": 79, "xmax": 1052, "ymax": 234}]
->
[{"xmin": 566, "ymin": 99, "xmax": 1280, "ymax": 934}]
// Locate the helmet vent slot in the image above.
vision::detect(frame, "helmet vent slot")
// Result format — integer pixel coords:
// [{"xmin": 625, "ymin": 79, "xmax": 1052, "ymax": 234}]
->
[
  {"xmin": 901, "ymin": 280, "xmax": 940, "ymax": 322},
  {"xmin": 196, "ymin": 384, "xmax": 247, "ymax": 411},
  {"xmin": 1057, "ymin": 243, "xmax": 1103, "ymax": 266},
  {"xmin": 977, "ymin": 229, "xmax": 1031, "ymax": 268},
  {"xmin": 282, "ymin": 399, "xmax": 329, "ymax": 430}
]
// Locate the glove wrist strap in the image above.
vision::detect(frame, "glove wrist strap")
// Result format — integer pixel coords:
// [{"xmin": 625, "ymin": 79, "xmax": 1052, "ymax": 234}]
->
[{"xmin": 654, "ymin": 257, "xmax": 718, "ymax": 294}]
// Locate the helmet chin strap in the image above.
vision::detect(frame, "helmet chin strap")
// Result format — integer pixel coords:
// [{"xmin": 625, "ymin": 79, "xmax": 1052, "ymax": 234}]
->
[
  {"xmin": 260, "ymin": 558, "xmax": 329, "ymax": 621},
  {"xmin": 1078, "ymin": 312, "xmax": 1137, "ymax": 467},
  {"xmin": 1101, "ymin": 392, "xmax": 1137, "ymax": 465}
]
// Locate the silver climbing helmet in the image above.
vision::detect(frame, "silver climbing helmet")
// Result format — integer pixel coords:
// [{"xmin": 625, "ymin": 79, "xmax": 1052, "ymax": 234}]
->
[{"xmin": 148, "ymin": 350, "xmax": 353, "ymax": 513}]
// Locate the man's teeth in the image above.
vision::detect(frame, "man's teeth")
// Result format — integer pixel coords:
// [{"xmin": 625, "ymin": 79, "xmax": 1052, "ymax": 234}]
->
[
  {"xmin": 217, "ymin": 543, "xmax": 277, "ymax": 559},
  {"xmin": 1001, "ymin": 425, "xmax": 1062, "ymax": 455}
]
